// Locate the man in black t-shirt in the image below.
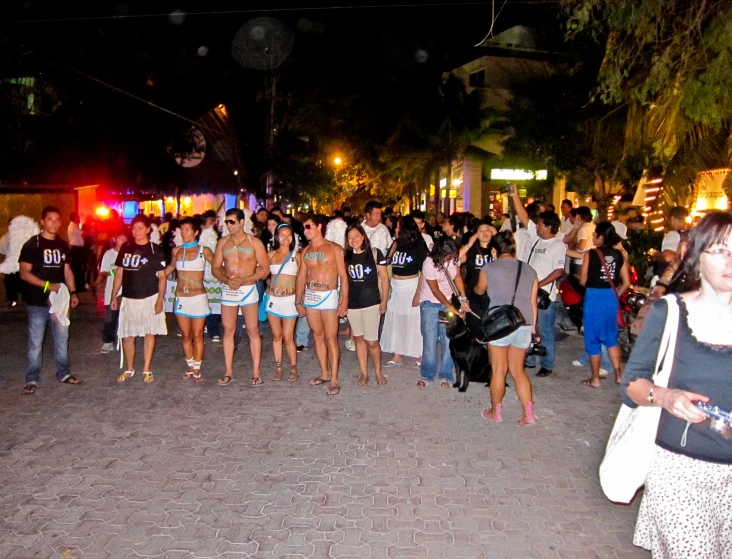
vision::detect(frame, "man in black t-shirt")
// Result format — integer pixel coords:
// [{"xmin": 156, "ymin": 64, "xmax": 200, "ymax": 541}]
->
[{"xmin": 18, "ymin": 206, "xmax": 82, "ymax": 394}]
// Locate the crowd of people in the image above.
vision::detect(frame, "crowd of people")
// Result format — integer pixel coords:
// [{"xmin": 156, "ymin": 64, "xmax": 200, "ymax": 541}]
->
[{"xmin": 2, "ymin": 191, "xmax": 732, "ymax": 557}]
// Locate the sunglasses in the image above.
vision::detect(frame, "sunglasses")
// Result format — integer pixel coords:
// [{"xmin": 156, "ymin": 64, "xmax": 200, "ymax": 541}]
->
[
  {"xmin": 304, "ymin": 224, "xmax": 316, "ymax": 230},
  {"xmin": 224, "ymin": 219, "xmax": 238, "ymax": 225}
]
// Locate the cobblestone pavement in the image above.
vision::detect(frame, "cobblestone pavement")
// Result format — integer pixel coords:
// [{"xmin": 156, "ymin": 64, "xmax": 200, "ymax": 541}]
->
[{"xmin": 0, "ymin": 292, "xmax": 649, "ymax": 559}]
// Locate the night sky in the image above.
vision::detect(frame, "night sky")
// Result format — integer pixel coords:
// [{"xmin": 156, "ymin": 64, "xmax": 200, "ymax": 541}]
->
[{"xmin": 1, "ymin": 1, "xmax": 561, "ymax": 187}]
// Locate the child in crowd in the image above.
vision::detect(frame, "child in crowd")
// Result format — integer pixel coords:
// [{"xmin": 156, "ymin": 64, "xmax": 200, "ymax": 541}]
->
[{"xmin": 97, "ymin": 233, "xmax": 127, "ymax": 352}]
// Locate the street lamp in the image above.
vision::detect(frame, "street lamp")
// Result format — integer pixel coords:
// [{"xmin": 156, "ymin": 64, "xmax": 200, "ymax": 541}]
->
[{"xmin": 334, "ymin": 157, "xmax": 342, "ymax": 166}]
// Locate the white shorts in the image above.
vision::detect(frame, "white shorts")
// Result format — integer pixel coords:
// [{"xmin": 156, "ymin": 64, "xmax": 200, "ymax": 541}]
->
[
  {"xmin": 221, "ymin": 284, "xmax": 259, "ymax": 307},
  {"xmin": 174, "ymin": 293, "xmax": 211, "ymax": 318},
  {"xmin": 265, "ymin": 294, "xmax": 298, "ymax": 319},
  {"xmin": 304, "ymin": 289, "xmax": 338, "ymax": 310}
]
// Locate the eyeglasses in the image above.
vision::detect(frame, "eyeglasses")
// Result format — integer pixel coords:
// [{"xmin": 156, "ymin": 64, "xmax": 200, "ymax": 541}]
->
[
  {"xmin": 224, "ymin": 219, "xmax": 237, "ymax": 225},
  {"xmin": 704, "ymin": 247, "xmax": 732, "ymax": 259}
]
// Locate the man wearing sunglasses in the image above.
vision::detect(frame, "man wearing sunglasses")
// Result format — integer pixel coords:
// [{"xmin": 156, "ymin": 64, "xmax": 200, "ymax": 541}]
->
[
  {"xmin": 211, "ymin": 208, "xmax": 270, "ymax": 386},
  {"xmin": 296, "ymin": 215, "xmax": 348, "ymax": 395}
]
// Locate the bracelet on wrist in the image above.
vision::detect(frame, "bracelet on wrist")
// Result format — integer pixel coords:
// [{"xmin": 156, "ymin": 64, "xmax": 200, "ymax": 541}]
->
[
  {"xmin": 43, "ymin": 281, "xmax": 50, "ymax": 293},
  {"xmin": 655, "ymin": 281, "xmax": 668, "ymax": 289},
  {"xmin": 647, "ymin": 385, "xmax": 657, "ymax": 405}
]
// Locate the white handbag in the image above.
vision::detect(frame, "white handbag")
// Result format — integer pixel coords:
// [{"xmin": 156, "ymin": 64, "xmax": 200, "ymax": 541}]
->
[{"xmin": 599, "ymin": 295, "xmax": 680, "ymax": 503}]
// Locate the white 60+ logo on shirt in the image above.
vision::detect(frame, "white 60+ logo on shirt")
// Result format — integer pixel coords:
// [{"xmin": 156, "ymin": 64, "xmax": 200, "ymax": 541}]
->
[
  {"xmin": 43, "ymin": 249, "xmax": 65, "ymax": 265},
  {"xmin": 348, "ymin": 264, "xmax": 372, "ymax": 279},
  {"xmin": 121, "ymin": 253, "xmax": 149, "ymax": 268}
]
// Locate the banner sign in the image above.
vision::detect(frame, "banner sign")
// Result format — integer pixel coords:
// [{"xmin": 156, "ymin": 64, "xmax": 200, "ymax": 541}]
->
[
  {"xmin": 695, "ymin": 169, "xmax": 730, "ymax": 212},
  {"xmin": 164, "ymin": 280, "xmax": 222, "ymax": 314}
]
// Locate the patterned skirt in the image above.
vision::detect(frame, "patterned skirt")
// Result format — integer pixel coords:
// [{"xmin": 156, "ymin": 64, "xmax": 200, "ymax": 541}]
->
[{"xmin": 634, "ymin": 445, "xmax": 732, "ymax": 558}]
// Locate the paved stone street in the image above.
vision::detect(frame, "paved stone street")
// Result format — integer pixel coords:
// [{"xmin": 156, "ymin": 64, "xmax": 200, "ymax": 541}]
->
[{"xmin": 0, "ymin": 292, "xmax": 649, "ymax": 559}]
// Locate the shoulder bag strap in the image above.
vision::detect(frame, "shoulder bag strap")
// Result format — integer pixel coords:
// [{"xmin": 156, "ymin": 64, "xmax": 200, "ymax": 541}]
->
[
  {"xmin": 272, "ymin": 250, "xmax": 294, "ymax": 286},
  {"xmin": 595, "ymin": 248, "xmax": 620, "ymax": 302},
  {"xmin": 526, "ymin": 239, "xmax": 540, "ymax": 265},
  {"xmin": 653, "ymin": 295, "xmax": 680, "ymax": 387},
  {"xmin": 440, "ymin": 262, "xmax": 460, "ymax": 297},
  {"xmin": 510, "ymin": 261, "xmax": 523, "ymax": 306}
]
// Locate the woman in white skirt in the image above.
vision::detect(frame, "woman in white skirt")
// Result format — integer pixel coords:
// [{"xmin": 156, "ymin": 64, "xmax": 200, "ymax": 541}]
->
[
  {"xmin": 165, "ymin": 217, "xmax": 214, "ymax": 382},
  {"xmin": 380, "ymin": 216, "xmax": 429, "ymax": 368},
  {"xmin": 265, "ymin": 223, "xmax": 302, "ymax": 382},
  {"xmin": 110, "ymin": 215, "xmax": 168, "ymax": 383},
  {"xmin": 622, "ymin": 211, "xmax": 732, "ymax": 558}
]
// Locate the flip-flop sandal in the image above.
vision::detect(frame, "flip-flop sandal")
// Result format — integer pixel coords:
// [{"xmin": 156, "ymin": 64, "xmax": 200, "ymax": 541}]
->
[
  {"xmin": 61, "ymin": 375, "xmax": 82, "ymax": 384},
  {"xmin": 376, "ymin": 376, "xmax": 387, "ymax": 385},
  {"xmin": 218, "ymin": 375, "xmax": 235, "ymax": 385},
  {"xmin": 117, "ymin": 371, "xmax": 135, "ymax": 383},
  {"xmin": 142, "ymin": 372, "xmax": 154, "ymax": 384},
  {"xmin": 357, "ymin": 376, "xmax": 368, "ymax": 386},
  {"xmin": 23, "ymin": 384, "xmax": 37, "ymax": 395},
  {"xmin": 416, "ymin": 380, "xmax": 428, "ymax": 388},
  {"xmin": 252, "ymin": 377, "xmax": 264, "ymax": 386},
  {"xmin": 327, "ymin": 384, "xmax": 340, "ymax": 396},
  {"xmin": 581, "ymin": 378, "xmax": 600, "ymax": 388},
  {"xmin": 440, "ymin": 381, "xmax": 451, "ymax": 388},
  {"xmin": 383, "ymin": 361, "xmax": 403, "ymax": 368},
  {"xmin": 310, "ymin": 377, "xmax": 330, "ymax": 386}
]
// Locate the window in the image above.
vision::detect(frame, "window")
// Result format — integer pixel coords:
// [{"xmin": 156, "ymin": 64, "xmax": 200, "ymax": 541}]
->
[{"xmin": 469, "ymin": 70, "xmax": 486, "ymax": 88}]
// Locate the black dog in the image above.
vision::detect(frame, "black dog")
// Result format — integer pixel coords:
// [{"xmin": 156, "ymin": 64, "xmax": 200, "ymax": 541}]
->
[{"xmin": 439, "ymin": 309, "xmax": 492, "ymax": 392}]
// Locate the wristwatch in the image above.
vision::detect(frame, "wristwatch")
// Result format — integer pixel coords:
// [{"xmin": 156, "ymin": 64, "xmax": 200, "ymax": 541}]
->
[
  {"xmin": 70, "ymin": 290, "xmax": 78, "ymax": 296},
  {"xmin": 647, "ymin": 385, "xmax": 657, "ymax": 405},
  {"xmin": 295, "ymin": 301, "xmax": 303, "ymax": 307}
]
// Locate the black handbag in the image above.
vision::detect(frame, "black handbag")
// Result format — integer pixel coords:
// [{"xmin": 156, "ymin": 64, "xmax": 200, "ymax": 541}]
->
[{"xmin": 480, "ymin": 261, "xmax": 526, "ymax": 341}]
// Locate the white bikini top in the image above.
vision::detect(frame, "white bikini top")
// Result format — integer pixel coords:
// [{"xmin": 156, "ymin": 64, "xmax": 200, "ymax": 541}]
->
[
  {"xmin": 176, "ymin": 245, "xmax": 206, "ymax": 272},
  {"xmin": 270, "ymin": 252, "xmax": 298, "ymax": 276}
]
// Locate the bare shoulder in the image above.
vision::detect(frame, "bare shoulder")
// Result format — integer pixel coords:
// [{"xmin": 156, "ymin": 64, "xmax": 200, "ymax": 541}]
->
[{"xmin": 249, "ymin": 235, "xmax": 265, "ymax": 249}]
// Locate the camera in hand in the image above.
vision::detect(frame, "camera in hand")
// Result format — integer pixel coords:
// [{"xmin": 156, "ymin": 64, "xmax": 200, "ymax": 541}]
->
[
  {"xmin": 696, "ymin": 402, "xmax": 732, "ymax": 435},
  {"xmin": 526, "ymin": 340, "xmax": 547, "ymax": 357},
  {"xmin": 500, "ymin": 185, "xmax": 515, "ymax": 194}
]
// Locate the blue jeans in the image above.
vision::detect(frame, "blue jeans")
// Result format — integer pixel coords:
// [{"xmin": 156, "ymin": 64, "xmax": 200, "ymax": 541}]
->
[
  {"xmin": 296, "ymin": 315, "xmax": 310, "ymax": 347},
  {"xmin": 26, "ymin": 305, "xmax": 71, "ymax": 384},
  {"xmin": 205, "ymin": 313, "xmax": 220, "ymax": 338},
  {"xmin": 419, "ymin": 301, "xmax": 454, "ymax": 383},
  {"xmin": 526, "ymin": 300, "xmax": 556, "ymax": 370},
  {"xmin": 103, "ymin": 305, "xmax": 119, "ymax": 344}
]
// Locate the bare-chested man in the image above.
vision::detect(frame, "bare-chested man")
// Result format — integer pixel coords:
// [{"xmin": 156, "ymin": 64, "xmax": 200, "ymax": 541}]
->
[
  {"xmin": 296, "ymin": 215, "xmax": 348, "ymax": 395},
  {"xmin": 212, "ymin": 208, "xmax": 270, "ymax": 385}
]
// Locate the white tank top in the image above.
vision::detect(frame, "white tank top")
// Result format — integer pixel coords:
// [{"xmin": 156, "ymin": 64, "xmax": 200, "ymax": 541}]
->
[
  {"xmin": 176, "ymin": 245, "xmax": 206, "ymax": 272},
  {"xmin": 269, "ymin": 252, "xmax": 298, "ymax": 276}
]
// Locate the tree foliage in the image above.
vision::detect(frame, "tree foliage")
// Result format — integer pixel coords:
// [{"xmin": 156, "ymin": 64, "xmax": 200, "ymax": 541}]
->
[{"xmin": 562, "ymin": 0, "xmax": 732, "ymax": 158}]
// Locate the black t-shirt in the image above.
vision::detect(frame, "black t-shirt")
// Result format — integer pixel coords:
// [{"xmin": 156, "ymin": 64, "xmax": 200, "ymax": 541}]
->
[
  {"xmin": 389, "ymin": 242, "xmax": 428, "ymax": 277},
  {"xmin": 115, "ymin": 242, "xmax": 166, "ymax": 300},
  {"xmin": 464, "ymin": 244, "xmax": 493, "ymax": 295},
  {"xmin": 586, "ymin": 247, "xmax": 624, "ymax": 289},
  {"xmin": 19, "ymin": 235, "xmax": 71, "ymax": 307},
  {"xmin": 347, "ymin": 249, "xmax": 387, "ymax": 309}
]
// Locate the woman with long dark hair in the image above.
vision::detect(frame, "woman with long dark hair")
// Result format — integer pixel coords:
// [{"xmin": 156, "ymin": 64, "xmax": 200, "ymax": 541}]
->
[
  {"xmin": 459, "ymin": 219, "xmax": 497, "ymax": 334},
  {"xmin": 623, "ymin": 211, "xmax": 732, "ymax": 557},
  {"xmin": 345, "ymin": 223, "xmax": 390, "ymax": 385},
  {"xmin": 265, "ymin": 222, "xmax": 302, "ymax": 382},
  {"xmin": 417, "ymin": 237, "xmax": 470, "ymax": 387},
  {"xmin": 380, "ymin": 216, "xmax": 430, "ymax": 367},
  {"xmin": 580, "ymin": 221, "xmax": 630, "ymax": 387}
]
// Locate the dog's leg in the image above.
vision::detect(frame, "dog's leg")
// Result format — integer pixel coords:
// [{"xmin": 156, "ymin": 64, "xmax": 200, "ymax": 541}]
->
[
  {"xmin": 452, "ymin": 362, "xmax": 460, "ymax": 388},
  {"xmin": 459, "ymin": 368, "xmax": 469, "ymax": 392}
]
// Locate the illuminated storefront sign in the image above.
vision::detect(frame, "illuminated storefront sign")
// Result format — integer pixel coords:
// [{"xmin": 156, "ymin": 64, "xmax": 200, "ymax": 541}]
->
[
  {"xmin": 490, "ymin": 169, "xmax": 548, "ymax": 181},
  {"xmin": 695, "ymin": 169, "xmax": 730, "ymax": 212}
]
